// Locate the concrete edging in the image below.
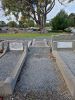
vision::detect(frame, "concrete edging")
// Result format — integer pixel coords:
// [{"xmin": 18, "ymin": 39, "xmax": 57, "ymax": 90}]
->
[
  {"xmin": 43, "ymin": 39, "xmax": 49, "ymax": 47},
  {"xmin": 0, "ymin": 42, "xmax": 9, "ymax": 59},
  {"xmin": 53, "ymin": 50, "xmax": 75, "ymax": 99},
  {"xmin": 0, "ymin": 46, "xmax": 28, "ymax": 96},
  {"xmin": 28, "ymin": 41, "xmax": 32, "ymax": 48}
]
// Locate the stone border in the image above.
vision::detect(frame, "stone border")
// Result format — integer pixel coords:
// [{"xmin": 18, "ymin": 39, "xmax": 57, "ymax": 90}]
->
[
  {"xmin": 43, "ymin": 39, "xmax": 49, "ymax": 47},
  {"xmin": 32, "ymin": 39, "xmax": 36, "ymax": 46},
  {"xmin": 28, "ymin": 41, "xmax": 32, "ymax": 48},
  {"xmin": 0, "ymin": 42, "xmax": 9, "ymax": 59},
  {"xmin": 53, "ymin": 50, "xmax": 75, "ymax": 99},
  {"xmin": 0, "ymin": 46, "xmax": 28, "ymax": 96},
  {"xmin": 32, "ymin": 39, "xmax": 49, "ymax": 47}
]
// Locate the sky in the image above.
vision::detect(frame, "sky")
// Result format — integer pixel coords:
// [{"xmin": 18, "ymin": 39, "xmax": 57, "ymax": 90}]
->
[{"xmin": 0, "ymin": 0, "xmax": 75, "ymax": 23}]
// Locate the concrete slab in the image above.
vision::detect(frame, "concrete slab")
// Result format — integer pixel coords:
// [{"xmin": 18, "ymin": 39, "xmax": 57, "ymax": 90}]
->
[
  {"xmin": 53, "ymin": 50, "xmax": 75, "ymax": 99},
  {"xmin": 58, "ymin": 51, "xmax": 75, "ymax": 76},
  {"xmin": 0, "ymin": 45, "xmax": 28, "ymax": 96},
  {"xmin": 14, "ymin": 47, "xmax": 72, "ymax": 100}
]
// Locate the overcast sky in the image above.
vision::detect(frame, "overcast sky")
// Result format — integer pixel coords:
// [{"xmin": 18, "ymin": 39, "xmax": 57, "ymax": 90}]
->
[{"xmin": 0, "ymin": 0, "xmax": 75, "ymax": 23}]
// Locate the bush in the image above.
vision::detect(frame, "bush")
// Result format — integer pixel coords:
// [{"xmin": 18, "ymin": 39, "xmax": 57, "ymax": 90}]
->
[
  {"xmin": 7, "ymin": 21, "xmax": 17, "ymax": 27},
  {"xmin": 0, "ymin": 21, "xmax": 6, "ymax": 27},
  {"xmin": 51, "ymin": 10, "xmax": 69, "ymax": 31}
]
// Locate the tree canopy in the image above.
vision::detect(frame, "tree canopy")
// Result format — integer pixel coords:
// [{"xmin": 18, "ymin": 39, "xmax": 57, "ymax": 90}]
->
[
  {"xmin": 7, "ymin": 21, "xmax": 18, "ymax": 27},
  {"xmin": 68, "ymin": 13, "xmax": 75, "ymax": 27},
  {"xmin": 51, "ymin": 10, "xmax": 69, "ymax": 30},
  {"xmin": 0, "ymin": 21, "xmax": 6, "ymax": 27}
]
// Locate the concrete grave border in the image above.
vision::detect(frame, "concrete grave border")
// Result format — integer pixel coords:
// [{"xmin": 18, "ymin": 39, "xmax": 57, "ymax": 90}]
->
[
  {"xmin": 0, "ymin": 41, "xmax": 9, "ymax": 58},
  {"xmin": 28, "ymin": 41, "xmax": 32, "ymax": 48},
  {"xmin": 53, "ymin": 50, "xmax": 75, "ymax": 99},
  {"xmin": 32, "ymin": 39, "xmax": 49, "ymax": 47},
  {"xmin": 0, "ymin": 46, "xmax": 28, "ymax": 96},
  {"xmin": 43, "ymin": 39, "xmax": 49, "ymax": 47}
]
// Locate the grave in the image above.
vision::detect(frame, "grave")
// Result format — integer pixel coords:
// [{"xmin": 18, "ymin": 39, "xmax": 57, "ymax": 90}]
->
[
  {"xmin": 52, "ymin": 39, "xmax": 75, "ymax": 98},
  {"xmin": 0, "ymin": 41, "xmax": 28, "ymax": 96}
]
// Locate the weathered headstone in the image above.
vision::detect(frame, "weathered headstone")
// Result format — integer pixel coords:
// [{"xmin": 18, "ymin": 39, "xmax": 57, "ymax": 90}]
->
[
  {"xmin": 57, "ymin": 42, "xmax": 72, "ymax": 48},
  {"xmin": 9, "ymin": 42, "xmax": 23, "ymax": 50}
]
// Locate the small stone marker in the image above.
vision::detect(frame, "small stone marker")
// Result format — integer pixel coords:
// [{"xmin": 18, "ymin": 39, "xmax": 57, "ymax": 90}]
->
[
  {"xmin": 9, "ymin": 42, "xmax": 23, "ymax": 50},
  {"xmin": 57, "ymin": 42, "xmax": 72, "ymax": 48}
]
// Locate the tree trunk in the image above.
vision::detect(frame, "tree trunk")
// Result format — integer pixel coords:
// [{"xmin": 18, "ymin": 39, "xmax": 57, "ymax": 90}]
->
[
  {"xmin": 36, "ymin": 12, "xmax": 47, "ymax": 33},
  {"xmin": 40, "ymin": 14, "xmax": 47, "ymax": 33}
]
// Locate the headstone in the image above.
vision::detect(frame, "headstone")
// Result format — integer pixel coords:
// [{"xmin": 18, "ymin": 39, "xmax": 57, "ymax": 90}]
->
[
  {"xmin": 9, "ymin": 42, "xmax": 23, "ymax": 50},
  {"xmin": 57, "ymin": 42, "xmax": 72, "ymax": 48}
]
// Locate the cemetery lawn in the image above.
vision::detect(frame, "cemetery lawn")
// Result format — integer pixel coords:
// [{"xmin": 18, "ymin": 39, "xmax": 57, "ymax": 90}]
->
[{"xmin": 0, "ymin": 32, "xmax": 65, "ymax": 38}]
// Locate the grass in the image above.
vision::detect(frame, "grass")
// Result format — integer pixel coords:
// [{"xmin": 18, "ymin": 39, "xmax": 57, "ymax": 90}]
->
[{"xmin": 0, "ymin": 32, "xmax": 65, "ymax": 38}]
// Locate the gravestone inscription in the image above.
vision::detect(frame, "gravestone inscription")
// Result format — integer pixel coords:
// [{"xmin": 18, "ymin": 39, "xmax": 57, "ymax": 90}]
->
[
  {"xmin": 57, "ymin": 42, "xmax": 72, "ymax": 48},
  {"xmin": 9, "ymin": 42, "xmax": 23, "ymax": 50}
]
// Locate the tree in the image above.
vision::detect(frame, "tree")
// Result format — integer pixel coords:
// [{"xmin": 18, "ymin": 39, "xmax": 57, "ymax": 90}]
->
[
  {"xmin": 68, "ymin": 13, "xmax": 75, "ymax": 27},
  {"xmin": 7, "ymin": 21, "xmax": 17, "ymax": 27},
  {"xmin": 51, "ymin": 10, "xmax": 69, "ymax": 30},
  {"xmin": 28, "ymin": 20, "xmax": 35, "ymax": 27},
  {"xmin": 2, "ymin": 0, "xmax": 74, "ymax": 33},
  {"xmin": 0, "ymin": 21, "xmax": 6, "ymax": 27}
]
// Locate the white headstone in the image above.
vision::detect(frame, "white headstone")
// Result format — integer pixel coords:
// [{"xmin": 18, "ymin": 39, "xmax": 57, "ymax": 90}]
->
[
  {"xmin": 9, "ymin": 42, "xmax": 23, "ymax": 50},
  {"xmin": 57, "ymin": 42, "xmax": 72, "ymax": 48}
]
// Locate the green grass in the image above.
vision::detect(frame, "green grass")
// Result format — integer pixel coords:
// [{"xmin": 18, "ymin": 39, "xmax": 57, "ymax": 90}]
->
[{"xmin": 0, "ymin": 32, "xmax": 65, "ymax": 38}]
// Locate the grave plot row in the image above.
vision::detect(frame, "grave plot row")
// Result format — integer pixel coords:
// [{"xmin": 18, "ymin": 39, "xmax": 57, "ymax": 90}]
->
[
  {"xmin": 52, "ymin": 40, "xmax": 75, "ymax": 99},
  {"xmin": 0, "ymin": 40, "xmax": 29, "ymax": 96}
]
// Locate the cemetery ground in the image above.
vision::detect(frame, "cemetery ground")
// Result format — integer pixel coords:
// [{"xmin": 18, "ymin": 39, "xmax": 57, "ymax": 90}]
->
[{"xmin": 0, "ymin": 34, "xmax": 74, "ymax": 100}]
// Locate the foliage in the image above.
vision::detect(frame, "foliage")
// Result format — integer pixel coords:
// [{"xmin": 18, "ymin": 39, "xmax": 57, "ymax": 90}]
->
[
  {"xmin": 68, "ymin": 13, "xmax": 75, "ymax": 27},
  {"xmin": 0, "ymin": 21, "xmax": 6, "ymax": 27},
  {"xmin": 51, "ymin": 10, "xmax": 69, "ymax": 30},
  {"xmin": 19, "ymin": 16, "xmax": 34, "ymax": 28},
  {"xmin": 45, "ymin": 22, "xmax": 51, "ymax": 27},
  {"xmin": 7, "ymin": 21, "xmax": 18, "ymax": 27}
]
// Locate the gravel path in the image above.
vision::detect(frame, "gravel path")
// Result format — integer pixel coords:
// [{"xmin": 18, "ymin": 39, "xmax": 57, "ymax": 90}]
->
[
  {"xmin": 12, "ymin": 48, "xmax": 73, "ymax": 100},
  {"xmin": 58, "ymin": 51, "xmax": 75, "ymax": 76},
  {"xmin": 0, "ymin": 51, "xmax": 22, "ymax": 81}
]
